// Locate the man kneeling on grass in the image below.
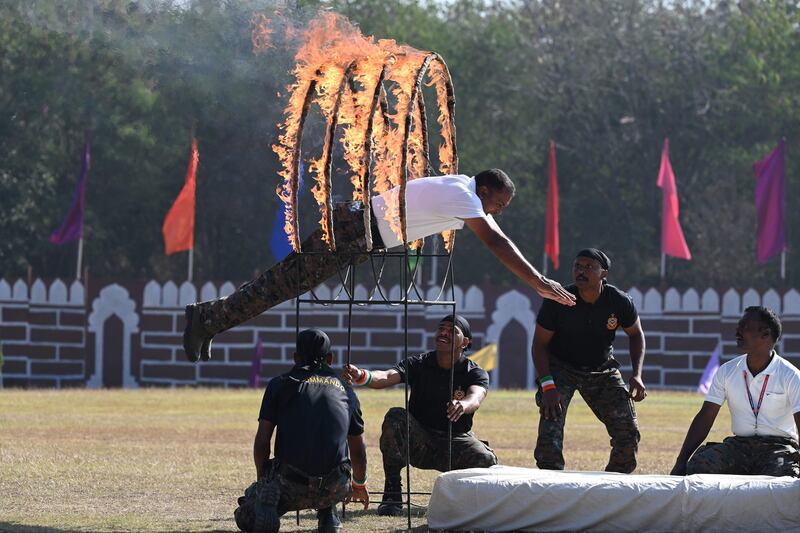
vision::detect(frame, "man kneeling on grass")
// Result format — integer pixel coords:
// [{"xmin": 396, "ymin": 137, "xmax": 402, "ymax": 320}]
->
[
  {"xmin": 235, "ymin": 329, "xmax": 369, "ymax": 533},
  {"xmin": 343, "ymin": 314, "xmax": 497, "ymax": 517},
  {"xmin": 671, "ymin": 306, "xmax": 800, "ymax": 477}
]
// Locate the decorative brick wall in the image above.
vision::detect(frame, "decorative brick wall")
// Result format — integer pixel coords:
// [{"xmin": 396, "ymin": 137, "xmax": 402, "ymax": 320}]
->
[{"xmin": 2, "ymin": 277, "xmax": 799, "ymax": 389}]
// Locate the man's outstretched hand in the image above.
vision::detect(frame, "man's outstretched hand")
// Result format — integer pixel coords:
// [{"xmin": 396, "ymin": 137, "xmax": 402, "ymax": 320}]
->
[{"xmin": 535, "ymin": 276, "xmax": 576, "ymax": 307}]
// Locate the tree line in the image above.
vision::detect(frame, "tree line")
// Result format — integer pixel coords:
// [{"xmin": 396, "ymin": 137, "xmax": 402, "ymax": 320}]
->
[{"xmin": 1, "ymin": 0, "xmax": 798, "ymax": 289}]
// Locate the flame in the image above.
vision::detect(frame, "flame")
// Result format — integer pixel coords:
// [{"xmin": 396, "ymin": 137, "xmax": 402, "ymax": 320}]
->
[{"xmin": 255, "ymin": 11, "xmax": 458, "ymax": 253}]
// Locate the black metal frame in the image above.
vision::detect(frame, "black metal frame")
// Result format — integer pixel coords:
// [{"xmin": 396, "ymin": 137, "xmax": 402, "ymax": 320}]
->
[{"xmin": 292, "ymin": 244, "xmax": 459, "ymax": 530}]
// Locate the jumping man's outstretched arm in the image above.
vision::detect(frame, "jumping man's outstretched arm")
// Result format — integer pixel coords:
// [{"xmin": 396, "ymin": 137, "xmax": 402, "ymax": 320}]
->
[{"xmin": 464, "ymin": 217, "xmax": 575, "ymax": 306}]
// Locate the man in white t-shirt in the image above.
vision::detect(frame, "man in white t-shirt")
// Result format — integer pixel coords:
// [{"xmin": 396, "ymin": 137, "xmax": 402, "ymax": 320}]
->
[
  {"xmin": 183, "ymin": 169, "xmax": 576, "ymax": 362},
  {"xmin": 670, "ymin": 306, "xmax": 800, "ymax": 477}
]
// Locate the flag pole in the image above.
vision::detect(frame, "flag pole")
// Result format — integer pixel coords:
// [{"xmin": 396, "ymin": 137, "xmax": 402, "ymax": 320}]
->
[
  {"xmin": 781, "ymin": 250, "xmax": 786, "ymax": 280},
  {"xmin": 660, "ymin": 253, "xmax": 666, "ymax": 280},
  {"xmin": 188, "ymin": 124, "xmax": 195, "ymax": 284},
  {"xmin": 188, "ymin": 247, "xmax": 194, "ymax": 282},
  {"xmin": 76, "ymin": 236, "xmax": 84, "ymax": 281}
]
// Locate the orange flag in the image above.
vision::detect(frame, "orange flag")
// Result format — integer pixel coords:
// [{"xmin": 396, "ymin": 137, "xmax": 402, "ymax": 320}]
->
[
  {"xmin": 544, "ymin": 140, "xmax": 560, "ymax": 269},
  {"xmin": 162, "ymin": 139, "xmax": 198, "ymax": 255}
]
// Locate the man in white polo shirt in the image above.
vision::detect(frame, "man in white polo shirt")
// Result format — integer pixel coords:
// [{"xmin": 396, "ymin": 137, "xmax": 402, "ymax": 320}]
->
[
  {"xmin": 670, "ymin": 306, "xmax": 800, "ymax": 477},
  {"xmin": 183, "ymin": 169, "xmax": 576, "ymax": 361}
]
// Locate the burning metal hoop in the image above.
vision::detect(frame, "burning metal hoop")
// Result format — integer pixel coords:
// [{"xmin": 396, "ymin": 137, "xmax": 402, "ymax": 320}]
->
[{"xmin": 259, "ymin": 13, "xmax": 464, "ymax": 528}]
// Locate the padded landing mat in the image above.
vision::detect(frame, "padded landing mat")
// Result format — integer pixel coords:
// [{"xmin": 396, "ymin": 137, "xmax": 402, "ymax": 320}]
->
[{"xmin": 427, "ymin": 466, "xmax": 800, "ymax": 532}]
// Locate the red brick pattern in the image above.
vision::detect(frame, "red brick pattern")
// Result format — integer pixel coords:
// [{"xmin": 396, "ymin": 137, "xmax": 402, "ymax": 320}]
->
[{"xmin": 3, "ymin": 279, "xmax": 800, "ymax": 389}]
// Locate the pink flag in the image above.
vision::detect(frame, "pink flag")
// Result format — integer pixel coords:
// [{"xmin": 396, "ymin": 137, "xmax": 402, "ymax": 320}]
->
[
  {"xmin": 698, "ymin": 343, "xmax": 721, "ymax": 395},
  {"xmin": 657, "ymin": 138, "xmax": 692, "ymax": 260},
  {"xmin": 249, "ymin": 335, "xmax": 263, "ymax": 388},
  {"xmin": 753, "ymin": 140, "xmax": 786, "ymax": 264}
]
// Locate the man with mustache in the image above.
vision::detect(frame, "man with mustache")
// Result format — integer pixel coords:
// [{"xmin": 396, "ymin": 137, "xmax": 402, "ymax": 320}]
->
[
  {"xmin": 532, "ymin": 248, "xmax": 646, "ymax": 473},
  {"xmin": 343, "ymin": 314, "xmax": 497, "ymax": 516},
  {"xmin": 670, "ymin": 306, "xmax": 800, "ymax": 477},
  {"xmin": 183, "ymin": 169, "xmax": 575, "ymax": 362}
]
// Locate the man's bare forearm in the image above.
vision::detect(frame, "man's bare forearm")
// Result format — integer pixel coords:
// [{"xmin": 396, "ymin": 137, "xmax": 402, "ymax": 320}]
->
[{"xmin": 629, "ymin": 332, "xmax": 645, "ymax": 378}]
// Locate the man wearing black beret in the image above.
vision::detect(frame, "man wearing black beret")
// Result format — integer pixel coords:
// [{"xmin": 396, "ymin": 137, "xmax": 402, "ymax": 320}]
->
[
  {"xmin": 532, "ymin": 248, "xmax": 647, "ymax": 473},
  {"xmin": 343, "ymin": 314, "xmax": 497, "ymax": 516},
  {"xmin": 235, "ymin": 329, "xmax": 369, "ymax": 533}
]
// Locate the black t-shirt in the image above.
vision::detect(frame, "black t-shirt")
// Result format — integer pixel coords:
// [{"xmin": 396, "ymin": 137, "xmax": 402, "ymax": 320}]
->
[
  {"xmin": 536, "ymin": 283, "xmax": 638, "ymax": 370},
  {"xmin": 392, "ymin": 351, "xmax": 489, "ymax": 434},
  {"xmin": 259, "ymin": 364, "xmax": 364, "ymax": 476}
]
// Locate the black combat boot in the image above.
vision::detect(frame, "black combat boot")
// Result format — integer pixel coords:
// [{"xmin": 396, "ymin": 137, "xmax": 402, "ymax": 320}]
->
[
  {"xmin": 183, "ymin": 304, "xmax": 213, "ymax": 362},
  {"xmin": 316, "ymin": 506, "xmax": 342, "ymax": 533},
  {"xmin": 253, "ymin": 476, "xmax": 281, "ymax": 533},
  {"xmin": 377, "ymin": 474, "xmax": 403, "ymax": 516}
]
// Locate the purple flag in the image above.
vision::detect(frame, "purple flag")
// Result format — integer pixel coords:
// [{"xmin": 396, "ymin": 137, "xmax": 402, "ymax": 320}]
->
[
  {"xmin": 698, "ymin": 343, "xmax": 721, "ymax": 395},
  {"xmin": 249, "ymin": 334, "xmax": 263, "ymax": 388},
  {"xmin": 50, "ymin": 141, "xmax": 91, "ymax": 245},
  {"xmin": 753, "ymin": 139, "xmax": 786, "ymax": 264}
]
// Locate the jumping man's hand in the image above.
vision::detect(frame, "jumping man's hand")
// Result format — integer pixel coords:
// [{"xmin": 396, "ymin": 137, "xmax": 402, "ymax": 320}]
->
[{"xmin": 535, "ymin": 276, "xmax": 576, "ymax": 307}]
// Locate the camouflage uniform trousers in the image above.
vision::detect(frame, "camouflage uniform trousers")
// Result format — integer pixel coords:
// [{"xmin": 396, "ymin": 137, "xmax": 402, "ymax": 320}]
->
[
  {"xmin": 380, "ymin": 407, "xmax": 498, "ymax": 474},
  {"xmin": 687, "ymin": 435, "xmax": 800, "ymax": 477},
  {"xmin": 534, "ymin": 359, "xmax": 640, "ymax": 473},
  {"xmin": 197, "ymin": 202, "xmax": 375, "ymax": 337},
  {"xmin": 234, "ymin": 461, "xmax": 352, "ymax": 532}
]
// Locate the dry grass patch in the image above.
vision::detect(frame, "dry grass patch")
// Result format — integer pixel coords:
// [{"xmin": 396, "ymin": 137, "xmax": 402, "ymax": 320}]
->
[{"xmin": 0, "ymin": 387, "xmax": 727, "ymax": 532}]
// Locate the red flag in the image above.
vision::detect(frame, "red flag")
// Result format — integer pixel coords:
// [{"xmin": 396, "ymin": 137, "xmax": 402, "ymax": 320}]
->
[
  {"xmin": 656, "ymin": 138, "xmax": 691, "ymax": 260},
  {"xmin": 544, "ymin": 140, "xmax": 560, "ymax": 269},
  {"xmin": 162, "ymin": 139, "xmax": 198, "ymax": 255}
]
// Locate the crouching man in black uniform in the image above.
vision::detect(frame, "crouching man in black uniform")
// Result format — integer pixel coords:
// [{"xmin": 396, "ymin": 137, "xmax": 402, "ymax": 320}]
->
[
  {"xmin": 235, "ymin": 329, "xmax": 369, "ymax": 533},
  {"xmin": 343, "ymin": 314, "xmax": 497, "ymax": 517}
]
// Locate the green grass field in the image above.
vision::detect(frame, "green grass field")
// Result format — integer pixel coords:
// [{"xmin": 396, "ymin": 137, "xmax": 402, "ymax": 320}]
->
[{"xmin": 0, "ymin": 388, "xmax": 730, "ymax": 532}]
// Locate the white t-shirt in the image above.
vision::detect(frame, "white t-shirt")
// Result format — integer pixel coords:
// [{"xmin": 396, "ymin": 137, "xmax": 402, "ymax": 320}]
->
[
  {"xmin": 370, "ymin": 174, "xmax": 489, "ymax": 248},
  {"xmin": 705, "ymin": 352, "xmax": 800, "ymax": 440}
]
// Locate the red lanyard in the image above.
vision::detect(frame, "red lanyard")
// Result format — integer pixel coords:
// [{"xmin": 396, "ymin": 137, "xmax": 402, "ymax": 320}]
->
[{"xmin": 743, "ymin": 371, "xmax": 770, "ymax": 428}]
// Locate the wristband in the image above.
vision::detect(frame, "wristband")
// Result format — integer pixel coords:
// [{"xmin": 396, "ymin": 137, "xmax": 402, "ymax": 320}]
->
[
  {"xmin": 352, "ymin": 473, "xmax": 368, "ymax": 487},
  {"xmin": 364, "ymin": 370, "xmax": 373, "ymax": 386},
  {"xmin": 539, "ymin": 375, "xmax": 556, "ymax": 392},
  {"xmin": 354, "ymin": 368, "xmax": 369, "ymax": 386}
]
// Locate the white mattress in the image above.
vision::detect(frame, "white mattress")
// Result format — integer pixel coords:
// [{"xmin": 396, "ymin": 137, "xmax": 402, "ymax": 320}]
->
[{"xmin": 427, "ymin": 466, "xmax": 800, "ymax": 532}]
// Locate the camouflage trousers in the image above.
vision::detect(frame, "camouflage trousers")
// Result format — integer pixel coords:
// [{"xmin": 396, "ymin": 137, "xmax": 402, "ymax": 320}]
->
[
  {"xmin": 380, "ymin": 407, "xmax": 498, "ymax": 474},
  {"xmin": 197, "ymin": 202, "xmax": 377, "ymax": 337},
  {"xmin": 687, "ymin": 435, "xmax": 800, "ymax": 477},
  {"xmin": 234, "ymin": 460, "xmax": 352, "ymax": 532},
  {"xmin": 534, "ymin": 360, "xmax": 640, "ymax": 473}
]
